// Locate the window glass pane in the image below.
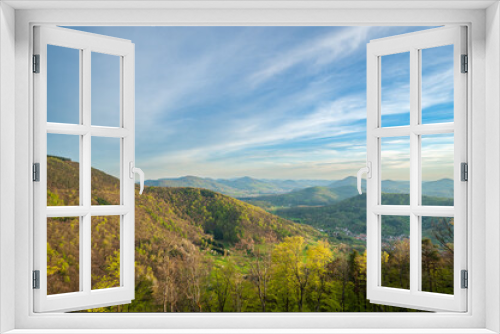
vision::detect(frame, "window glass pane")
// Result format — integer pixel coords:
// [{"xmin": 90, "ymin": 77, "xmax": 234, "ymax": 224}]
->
[
  {"xmin": 91, "ymin": 137, "xmax": 121, "ymax": 205},
  {"xmin": 421, "ymin": 216, "xmax": 454, "ymax": 295},
  {"xmin": 381, "ymin": 215, "xmax": 410, "ymax": 290},
  {"xmin": 421, "ymin": 45, "xmax": 454, "ymax": 124},
  {"xmin": 381, "ymin": 52, "xmax": 410, "ymax": 127},
  {"xmin": 381, "ymin": 137, "xmax": 410, "ymax": 205},
  {"xmin": 47, "ymin": 134, "xmax": 80, "ymax": 206},
  {"xmin": 92, "ymin": 215, "xmax": 120, "ymax": 290},
  {"xmin": 92, "ymin": 52, "xmax": 121, "ymax": 127},
  {"xmin": 47, "ymin": 45, "xmax": 80, "ymax": 124},
  {"xmin": 47, "ymin": 217, "xmax": 80, "ymax": 295},
  {"xmin": 421, "ymin": 134, "xmax": 454, "ymax": 206}
]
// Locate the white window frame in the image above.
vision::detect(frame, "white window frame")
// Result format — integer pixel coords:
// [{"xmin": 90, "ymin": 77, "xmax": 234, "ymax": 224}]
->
[
  {"xmin": 1, "ymin": 2, "xmax": 499, "ymax": 333},
  {"xmin": 33, "ymin": 26, "xmax": 136, "ymax": 312},
  {"xmin": 365, "ymin": 26, "xmax": 467, "ymax": 312}
]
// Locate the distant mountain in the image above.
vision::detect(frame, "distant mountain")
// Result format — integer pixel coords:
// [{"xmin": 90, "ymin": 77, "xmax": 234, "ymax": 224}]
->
[
  {"xmin": 145, "ymin": 173, "xmax": 454, "ymax": 209},
  {"xmin": 145, "ymin": 175, "xmax": 241, "ymax": 195},
  {"xmin": 217, "ymin": 176, "xmax": 286, "ymax": 194},
  {"xmin": 422, "ymin": 178, "xmax": 454, "ymax": 198},
  {"xmin": 379, "ymin": 178, "xmax": 453, "ymax": 198},
  {"xmin": 145, "ymin": 175, "xmax": 334, "ymax": 198},
  {"xmin": 329, "ymin": 176, "xmax": 364, "ymax": 189},
  {"xmin": 267, "ymin": 179, "xmax": 333, "ymax": 190},
  {"xmin": 241, "ymin": 185, "xmax": 357, "ymax": 209},
  {"xmin": 328, "ymin": 185, "xmax": 361, "ymax": 200},
  {"xmin": 381, "ymin": 180, "xmax": 409, "ymax": 194},
  {"xmin": 241, "ymin": 176, "xmax": 453, "ymax": 209},
  {"xmin": 329, "ymin": 177, "xmax": 408, "ymax": 194}
]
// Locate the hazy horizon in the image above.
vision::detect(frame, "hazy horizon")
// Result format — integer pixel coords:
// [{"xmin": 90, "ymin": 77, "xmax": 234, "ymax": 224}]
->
[{"xmin": 145, "ymin": 174, "xmax": 452, "ymax": 182}]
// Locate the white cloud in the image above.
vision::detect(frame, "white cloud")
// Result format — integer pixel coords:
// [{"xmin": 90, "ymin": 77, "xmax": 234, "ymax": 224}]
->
[
  {"xmin": 421, "ymin": 67, "xmax": 454, "ymax": 109},
  {"xmin": 139, "ymin": 89, "xmax": 370, "ymax": 179},
  {"xmin": 249, "ymin": 27, "xmax": 374, "ymax": 86}
]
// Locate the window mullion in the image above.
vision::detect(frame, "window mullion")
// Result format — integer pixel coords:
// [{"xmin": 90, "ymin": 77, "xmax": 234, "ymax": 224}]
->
[
  {"xmin": 409, "ymin": 47, "xmax": 420, "ymax": 294},
  {"xmin": 78, "ymin": 48, "xmax": 84, "ymax": 293},
  {"xmin": 82, "ymin": 47, "xmax": 92, "ymax": 294}
]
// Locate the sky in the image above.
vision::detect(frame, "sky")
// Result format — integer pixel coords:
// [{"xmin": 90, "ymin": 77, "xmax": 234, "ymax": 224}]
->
[{"xmin": 46, "ymin": 26, "xmax": 454, "ymax": 181}]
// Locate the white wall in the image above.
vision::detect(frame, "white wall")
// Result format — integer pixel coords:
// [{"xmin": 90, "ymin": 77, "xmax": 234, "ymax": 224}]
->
[
  {"xmin": 486, "ymin": 2, "xmax": 500, "ymax": 333},
  {"xmin": 0, "ymin": 2, "xmax": 16, "ymax": 333}
]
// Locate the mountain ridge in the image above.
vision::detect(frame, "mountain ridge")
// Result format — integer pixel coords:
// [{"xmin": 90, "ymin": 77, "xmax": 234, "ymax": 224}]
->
[
  {"xmin": 145, "ymin": 175, "xmax": 334, "ymax": 197},
  {"xmin": 146, "ymin": 174, "xmax": 453, "ymax": 204},
  {"xmin": 241, "ymin": 177, "xmax": 453, "ymax": 209}
]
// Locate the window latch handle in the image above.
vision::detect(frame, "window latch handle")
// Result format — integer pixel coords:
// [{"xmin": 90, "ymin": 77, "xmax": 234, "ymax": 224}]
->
[
  {"xmin": 356, "ymin": 162, "xmax": 372, "ymax": 195},
  {"xmin": 129, "ymin": 161, "xmax": 145, "ymax": 195}
]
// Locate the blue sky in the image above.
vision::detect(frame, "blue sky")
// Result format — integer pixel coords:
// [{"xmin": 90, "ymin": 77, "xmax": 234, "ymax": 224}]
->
[{"xmin": 47, "ymin": 26, "xmax": 454, "ymax": 181}]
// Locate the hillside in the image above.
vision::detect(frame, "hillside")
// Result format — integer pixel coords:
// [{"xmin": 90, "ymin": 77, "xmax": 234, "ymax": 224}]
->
[{"xmin": 46, "ymin": 156, "xmax": 320, "ymax": 296}]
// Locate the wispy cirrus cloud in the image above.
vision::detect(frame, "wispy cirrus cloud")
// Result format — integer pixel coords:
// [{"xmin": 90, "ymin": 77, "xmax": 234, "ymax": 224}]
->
[{"xmin": 248, "ymin": 26, "xmax": 373, "ymax": 86}]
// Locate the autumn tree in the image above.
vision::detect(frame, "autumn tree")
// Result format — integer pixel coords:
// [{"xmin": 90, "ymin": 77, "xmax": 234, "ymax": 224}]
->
[
  {"xmin": 248, "ymin": 241, "xmax": 274, "ymax": 312},
  {"xmin": 182, "ymin": 246, "xmax": 212, "ymax": 312},
  {"xmin": 422, "ymin": 238, "xmax": 440, "ymax": 293},
  {"xmin": 329, "ymin": 244, "xmax": 350, "ymax": 311},
  {"xmin": 307, "ymin": 240, "xmax": 333, "ymax": 311},
  {"xmin": 272, "ymin": 236, "xmax": 311, "ymax": 311},
  {"xmin": 211, "ymin": 257, "xmax": 236, "ymax": 312}
]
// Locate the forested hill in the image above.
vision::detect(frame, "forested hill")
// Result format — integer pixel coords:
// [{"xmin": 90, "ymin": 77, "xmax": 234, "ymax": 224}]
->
[
  {"xmin": 47, "ymin": 155, "xmax": 319, "ymax": 246},
  {"xmin": 46, "ymin": 156, "xmax": 319, "ymax": 298}
]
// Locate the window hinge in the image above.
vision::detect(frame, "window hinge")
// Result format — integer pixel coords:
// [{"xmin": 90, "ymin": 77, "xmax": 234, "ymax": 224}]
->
[
  {"xmin": 33, "ymin": 270, "xmax": 40, "ymax": 289},
  {"xmin": 461, "ymin": 162, "xmax": 468, "ymax": 181},
  {"xmin": 33, "ymin": 54, "xmax": 40, "ymax": 73},
  {"xmin": 461, "ymin": 54, "xmax": 468, "ymax": 73},
  {"xmin": 461, "ymin": 270, "xmax": 468, "ymax": 289},
  {"xmin": 33, "ymin": 163, "xmax": 40, "ymax": 182}
]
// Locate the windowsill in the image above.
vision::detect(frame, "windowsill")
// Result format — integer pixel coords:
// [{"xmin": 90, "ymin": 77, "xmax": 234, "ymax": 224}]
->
[{"xmin": 3, "ymin": 329, "xmax": 498, "ymax": 334}]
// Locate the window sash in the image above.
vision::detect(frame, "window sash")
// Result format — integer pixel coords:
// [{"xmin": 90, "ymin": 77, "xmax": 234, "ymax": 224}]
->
[
  {"xmin": 366, "ymin": 26, "xmax": 468, "ymax": 312},
  {"xmin": 33, "ymin": 25, "xmax": 136, "ymax": 313}
]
